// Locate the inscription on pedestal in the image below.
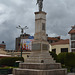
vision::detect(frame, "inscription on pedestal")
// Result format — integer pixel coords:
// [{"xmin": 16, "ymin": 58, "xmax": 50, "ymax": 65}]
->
[
  {"xmin": 32, "ymin": 43, "xmax": 49, "ymax": 51},
  {"xmin": 42, "ymin": 44, "xmax": 49, "ymax": 50},
  {"xmin": 32, "ymin": 43, "xmax": 41, "ymax": 50}
]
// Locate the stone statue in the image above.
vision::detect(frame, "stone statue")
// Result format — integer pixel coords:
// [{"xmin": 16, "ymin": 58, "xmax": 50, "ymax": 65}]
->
[{"xmin": 36, "ymin": 0, "xmax": 43, "ymax": 11}]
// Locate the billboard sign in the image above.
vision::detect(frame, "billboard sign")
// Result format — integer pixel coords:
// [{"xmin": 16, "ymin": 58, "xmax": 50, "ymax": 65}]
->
[{"xmin": 21, "ymin": 39, "xmax": 34, "ymax": 51}]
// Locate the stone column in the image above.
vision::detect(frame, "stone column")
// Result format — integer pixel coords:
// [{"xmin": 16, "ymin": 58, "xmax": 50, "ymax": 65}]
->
[
  {"xmin": 34, "ymin": 11, "xmax": 47, "ymax": 41},
  {"xmin": 32, "ymin": 11, "xmax": 49, "ymax": 52}
]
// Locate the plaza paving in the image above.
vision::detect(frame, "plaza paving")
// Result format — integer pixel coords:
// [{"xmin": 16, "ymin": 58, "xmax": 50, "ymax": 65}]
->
[
  {"xmin": 68, "ymin": 73, "xmax": 75, "ymax": 75},
  {"xmin": 8, "ymin": 73, "xmax": 75, "ymax": 75}
]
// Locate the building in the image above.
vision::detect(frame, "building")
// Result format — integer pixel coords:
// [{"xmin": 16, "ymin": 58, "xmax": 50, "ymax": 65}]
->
[
  {"xmin": 16, "ymin": 33, "xmax": 61, "ymax": 52},
  {"xmin": 15, "ymin": 33, "xmax": 30, "ymax": 51},
  {"xmin": 15, "ymin": 33, "xmax": 34, "ymax": 52},
  {"xmin": 0, "ymin": 41, "xmax": 6, "ymax": 50},
  {"xmin": 0, "ymin": 44, "xmax": 6, "ymax": 50},
  {"xmin": 68, "ymin": 25, "xmax": 75, "ymax": 52},
  {"xmin": 0, "ymin": 41, "xmax": 7, "ymax": 54},
  {"xmin": 50, "ymin": 39, "xmax": 70, "ymax": 55}
]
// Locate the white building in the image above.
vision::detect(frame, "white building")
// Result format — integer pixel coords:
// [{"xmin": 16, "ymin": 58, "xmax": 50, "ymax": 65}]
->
[{"xmin": 68, "ymin": 25, "xmax": 75, "ymax": 52}]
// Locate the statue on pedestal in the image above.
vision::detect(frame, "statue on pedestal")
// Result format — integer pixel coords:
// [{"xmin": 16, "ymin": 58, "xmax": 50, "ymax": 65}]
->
[{"xmin": 36, "ymin": 0, "xmax": 43, "ymax": 11}]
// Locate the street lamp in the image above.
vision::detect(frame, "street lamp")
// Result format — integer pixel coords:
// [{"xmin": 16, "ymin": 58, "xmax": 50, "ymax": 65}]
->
[
  {"xmin": 16, "ymin": 25, "xmax": 28, "ymax": 57},
  {"xmin": 16, "ymin": 25, "xmax": 28, "ymax": 34}
]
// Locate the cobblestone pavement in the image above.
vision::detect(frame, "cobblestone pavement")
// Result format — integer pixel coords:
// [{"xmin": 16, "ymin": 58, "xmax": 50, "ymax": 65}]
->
[
  {"xmin": 68, "ymin": 73, "xmax": 75, "ymax": 75},
  {"xmin": 8, "ymin": 73, "xmax": 75, "ymax": 75}
]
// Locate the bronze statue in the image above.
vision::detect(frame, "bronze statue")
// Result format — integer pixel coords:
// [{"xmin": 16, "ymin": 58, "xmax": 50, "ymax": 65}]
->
[{"xmin": 36, "ymin": 0, "xmax": 43, "ymax": 11}]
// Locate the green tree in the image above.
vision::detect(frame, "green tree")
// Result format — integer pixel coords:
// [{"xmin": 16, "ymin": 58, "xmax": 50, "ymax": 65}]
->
[
  {"xmin": 64, "ymin": 52, "xmax": 75, "ymax": 67},
  {"xmin": 57, "ymin": 53, "xmax": 67, "ymax": 64},
  {"xmin": 49, "ymin": 51, "xmax": 57, "ymax": 61}
]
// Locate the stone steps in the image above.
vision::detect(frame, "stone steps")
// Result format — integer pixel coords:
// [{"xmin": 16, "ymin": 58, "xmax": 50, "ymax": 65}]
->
[
  {"xmin": 29, "ymin": 53, "xmax": 51, "ymax": 57},
  {"xmin": 26, "ymin": 61, "xmax": 55, "ymax": 64},
  {"xmin": 67, "ymin": 73, "xmax": 75, "ymax": 75},
  {"xmin": 13, "ymin": 68, "xmax": 67, "ymax": 75},
  {"xmin": 19, "ymin": 63, "xmax": 61, "ymax": 70},
  {"xmin": 25, "ymin": 52, "xmax": 56, "ymax": 64},
  {"xmin": 25, "ymin": 57, "xmax": 54, "ymax": 61},
  {"xmin": 25, "ymin": 58, "xmax": 55, "ymax": 64},
  {"xmin": 13, "ymin": 51, "xmax": 67, "ymax": 75}
]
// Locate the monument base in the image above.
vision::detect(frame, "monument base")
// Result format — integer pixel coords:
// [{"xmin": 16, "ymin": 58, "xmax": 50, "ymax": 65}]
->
[
  {"xmin": 13, "ymin": 68, "xmax": 67, "ymax": 75},
  {"xmin": 32, "ymin": 40, "xmax": 49, "ymax": 51},
  {"xmin": 13, "ymin": 51, "xmax": 67, "ymax": 75}
]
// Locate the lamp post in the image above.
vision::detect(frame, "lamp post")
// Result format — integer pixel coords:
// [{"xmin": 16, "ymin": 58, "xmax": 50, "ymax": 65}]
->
[{"xmin": 16, "ymin": 25, "xmax": 28, "ymax": 57}]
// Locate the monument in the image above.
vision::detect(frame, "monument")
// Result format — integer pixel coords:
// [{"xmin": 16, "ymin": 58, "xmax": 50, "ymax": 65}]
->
[
  {"xmin": 13, "ymin": 0, "xmax": 67, "ymax": 75},
  {"xmin": 32, "ymin": 0, "xmax": 49, "ymax": 51}
]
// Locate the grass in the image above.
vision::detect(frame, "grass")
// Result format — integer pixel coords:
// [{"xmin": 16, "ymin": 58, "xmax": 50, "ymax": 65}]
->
[{"xmin": 0, "ymin": 66, "xmax": 18, "ymax": 69}]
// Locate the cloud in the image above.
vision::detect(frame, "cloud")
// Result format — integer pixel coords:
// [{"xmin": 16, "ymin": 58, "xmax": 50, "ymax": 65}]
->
[
  {"xmin": 45, "ymin": 0, "xmax": 75, "ymax": 37},
  {"xmin": 10, "ymin": 0, "xmax": 24, "ymax": 5}
]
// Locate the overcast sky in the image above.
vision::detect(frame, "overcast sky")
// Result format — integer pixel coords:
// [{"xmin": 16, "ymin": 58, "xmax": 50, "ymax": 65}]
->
[{"xmin": 0, "ymin": 0, "xmax": 75, "ymax": 50}]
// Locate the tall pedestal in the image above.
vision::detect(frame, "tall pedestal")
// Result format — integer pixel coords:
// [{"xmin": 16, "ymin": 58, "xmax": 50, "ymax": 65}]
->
[{"xmin": 32, "ymin": 11, "xmax": 49, "ymax": 51}]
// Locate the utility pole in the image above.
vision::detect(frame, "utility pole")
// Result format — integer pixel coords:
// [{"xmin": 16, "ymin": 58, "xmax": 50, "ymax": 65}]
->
[{"xmin": 16, "ymin": 25, "xmax": 28, "ymax": 57}]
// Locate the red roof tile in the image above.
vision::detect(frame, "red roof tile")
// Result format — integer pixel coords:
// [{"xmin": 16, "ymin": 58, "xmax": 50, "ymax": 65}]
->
[
  {"xmin": 51, "ymin": 39, "xmax": 69, "ymax": 46},
  {"xmin": 68, "ymin": 29, "xmax": 75, "ymax": 34},
  {"xmin": 48, "ymin": 37, "xmax": 59, "ymax": 41},
  {"xmin": 0, "ymin": 44, "xmax": 6, "ymax": 48}
]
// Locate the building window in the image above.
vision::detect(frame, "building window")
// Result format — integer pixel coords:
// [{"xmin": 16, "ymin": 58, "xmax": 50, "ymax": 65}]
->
[
  {"xmin": 72, "ymin": 49, "xmax": 75, "ymax": 52},
  {"xmin": 49, "ymin": 40, "xmax": 53, "ymax": 43},
  {"xmin": 61, "ymin": 48, "xmax": 68, "ymax": 52},
  {"xmin": 52, "ymin": 49, "xmax": 56, "ymax": 53},
  {"xmin": 42, "ymin": 23, "xmax": 45, "ymax": 30},
  {"xmin": 71, "ymin": 42, "xmax": 75, "ymax": 48},
  {"xmin": 71, "ymin": 34, "xmax": 75, "ymax": 40}
]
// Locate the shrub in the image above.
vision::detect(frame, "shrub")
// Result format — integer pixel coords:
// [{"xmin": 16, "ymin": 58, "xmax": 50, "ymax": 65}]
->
[
  {"xmin": 49, "ymin": 51, "xmax": 57, "ymax": 61},
  {"xmin": 57, "ymin": 52, "xmax": 67, "ymax": 64},
  {"xmin": 0, "ymin": 57, "xmax": 24, "ymax": 66},
  {"xmin": 64, "ymin": 52, "xmax": 75, "ymax": 67},
  {"xmin": 57, "ymin": 52, "xmax": 75, "ymax": 67}
]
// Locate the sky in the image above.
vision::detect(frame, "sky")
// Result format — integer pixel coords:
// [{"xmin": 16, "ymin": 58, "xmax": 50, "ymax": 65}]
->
[{"xmin": 0, "ymin": 0, "xmax": 75, "ymax": 50}]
